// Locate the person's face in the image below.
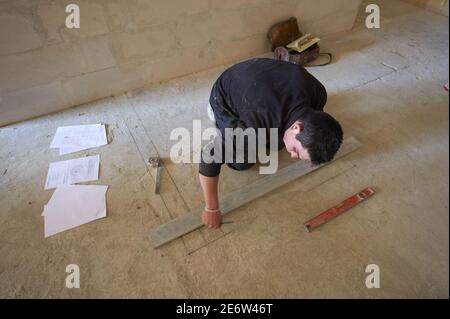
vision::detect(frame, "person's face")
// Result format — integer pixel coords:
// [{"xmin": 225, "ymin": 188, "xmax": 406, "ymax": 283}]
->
[{"xmin": 283, "ymin": 121, "xmax": 311, "ymax": 161}]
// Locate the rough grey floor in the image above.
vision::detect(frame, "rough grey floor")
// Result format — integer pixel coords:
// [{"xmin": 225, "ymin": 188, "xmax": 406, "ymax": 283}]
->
[{"xmin": 0, "ymin": 0, "xmax": 448, "ymax": 298}]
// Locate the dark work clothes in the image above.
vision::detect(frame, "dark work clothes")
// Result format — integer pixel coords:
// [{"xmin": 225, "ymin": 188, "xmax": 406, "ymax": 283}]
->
[{"xmin": 199, "ymin": 58, "xmax": 327, "ymax": 177}]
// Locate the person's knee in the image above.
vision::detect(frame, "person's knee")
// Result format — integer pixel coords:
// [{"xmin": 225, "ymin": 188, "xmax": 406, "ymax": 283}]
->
[{"xmin": 227, "ymin": 162, "xmax": 254, "ymax": 171}]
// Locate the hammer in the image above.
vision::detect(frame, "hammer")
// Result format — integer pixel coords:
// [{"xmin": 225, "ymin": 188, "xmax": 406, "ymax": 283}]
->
[{"xmin": 148, "ymin": 157, "xmax": 162, "ymax": 194}]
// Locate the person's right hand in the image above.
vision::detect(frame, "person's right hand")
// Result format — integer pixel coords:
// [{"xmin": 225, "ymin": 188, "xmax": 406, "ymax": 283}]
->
[{"xmin": 202, "ymin": 209, "xmax": 222, "ymax": 229}]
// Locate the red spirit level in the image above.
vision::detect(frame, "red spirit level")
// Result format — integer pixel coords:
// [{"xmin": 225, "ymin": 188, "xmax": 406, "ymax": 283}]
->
[{"xmin": 304, "ymin": 187, "xmax": 375, "ymax": 232}]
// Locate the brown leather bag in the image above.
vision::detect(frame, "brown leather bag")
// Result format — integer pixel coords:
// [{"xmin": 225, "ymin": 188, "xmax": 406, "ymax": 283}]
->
[
  {"xmin": 267, "ymin": 17, "xmax": 331, "ymax": 67},
  {"xmin": 267, "ymin": 17, "xmax": 302, "ymax": 51}
]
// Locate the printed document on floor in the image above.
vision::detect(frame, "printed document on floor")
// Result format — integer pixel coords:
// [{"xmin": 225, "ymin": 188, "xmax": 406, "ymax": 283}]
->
[
  {"xmin": 50, "ymin": 124, "xmax": 108, "ymax": 155},
  {"xmin": 44, "ymin": 155, "xmax": 100, "ymax": 190},
  {"xmin": 42, "ymin": 184, "xmax": 108, "ymax": 238}
]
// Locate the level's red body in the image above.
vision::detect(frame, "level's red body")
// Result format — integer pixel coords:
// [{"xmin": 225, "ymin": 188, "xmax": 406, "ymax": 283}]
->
[{"xmin": 304, "ymin": 187, "xmax": 375, "ymax": 232}]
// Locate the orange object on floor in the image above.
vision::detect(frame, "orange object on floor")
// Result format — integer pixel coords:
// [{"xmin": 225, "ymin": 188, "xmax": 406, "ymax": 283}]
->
[{"xmin": 304, "ymin": 187, "xmax": 376, "ymax": 232}]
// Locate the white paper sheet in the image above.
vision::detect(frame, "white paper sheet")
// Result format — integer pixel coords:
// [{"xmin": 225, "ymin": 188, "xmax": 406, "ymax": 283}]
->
[
  {"xmin": 43, "ymin": 185, "xmax": 108, "ymax": 237},
  {"xmin": 50, "ymin": 124, "xmax": 108, "ymax": 155},
  {"xmin": 44, "ymin": 155, "xmax": 100, "ymax": 190},
  {"xmin": 58, "ymin": 145, "xmax": 91, "ymax": 156}
]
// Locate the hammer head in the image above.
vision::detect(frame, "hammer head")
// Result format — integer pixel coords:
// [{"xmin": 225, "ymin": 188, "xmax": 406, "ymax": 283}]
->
[{"xmin": 148, "ymin": 157, "xmax": 161, "ymax": 168}]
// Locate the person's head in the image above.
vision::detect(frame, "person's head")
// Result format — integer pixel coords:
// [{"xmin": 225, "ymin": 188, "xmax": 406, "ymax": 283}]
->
[{"xmin": 283, "ymin": 109, "xmax": 343, "ymax": 165}]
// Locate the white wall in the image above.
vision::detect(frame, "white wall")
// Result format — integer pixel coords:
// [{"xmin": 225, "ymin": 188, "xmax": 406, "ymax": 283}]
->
[
  {"xmin": 0, "ymin": 0, "xmax": 362, "ymax": 127},
  {"xmin": 402, "ymin": 0, "xmax": 449, "ymax": 16}
]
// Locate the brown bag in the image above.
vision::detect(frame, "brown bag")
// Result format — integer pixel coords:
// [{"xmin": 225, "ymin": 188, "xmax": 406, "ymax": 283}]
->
[
  {"xmin": 267, "ymin": 17, "xmax": 331, "ymax": 67},
  {"xmin": 267, "ymin": 17, "xmax": 302, "ymax": 51}
]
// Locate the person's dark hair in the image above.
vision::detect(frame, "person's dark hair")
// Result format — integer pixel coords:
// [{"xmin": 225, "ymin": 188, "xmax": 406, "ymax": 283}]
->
[{"xmin": 296, "ymin": 109, "xmax": 343, "ymax": 165}]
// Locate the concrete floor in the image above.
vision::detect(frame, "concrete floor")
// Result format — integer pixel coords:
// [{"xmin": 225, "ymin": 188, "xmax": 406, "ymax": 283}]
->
[{"xmin": 0, "ymin": 0, "xmax": 448, "ymax": 298}]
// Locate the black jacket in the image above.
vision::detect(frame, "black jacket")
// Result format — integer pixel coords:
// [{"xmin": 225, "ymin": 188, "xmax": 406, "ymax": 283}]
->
[{"xmin": 200, "ymin": 58, "xmax": 327, "ymax": 177}]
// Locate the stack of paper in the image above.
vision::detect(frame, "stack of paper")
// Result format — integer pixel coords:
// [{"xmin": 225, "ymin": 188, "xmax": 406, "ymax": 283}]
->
[
  {"xmin": 42, "ymin": 185, "xmax": 108, "ymax": 238},
  {"xmin": 50, "ymin": 124, "xmax": 108, "ymax": 155},
  {"xmin": 44, "ymin": 155, "xmax": 100, "ymax": 190},
  {"xmin": 286, "ymin": 33, "xmax": 320, "ymax": 53}
]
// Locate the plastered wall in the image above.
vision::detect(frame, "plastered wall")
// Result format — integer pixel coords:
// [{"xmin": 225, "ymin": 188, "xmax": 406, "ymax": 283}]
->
[{"xmin": 0, "ymin": 0, "xmax": 362, "ymax": 126}]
